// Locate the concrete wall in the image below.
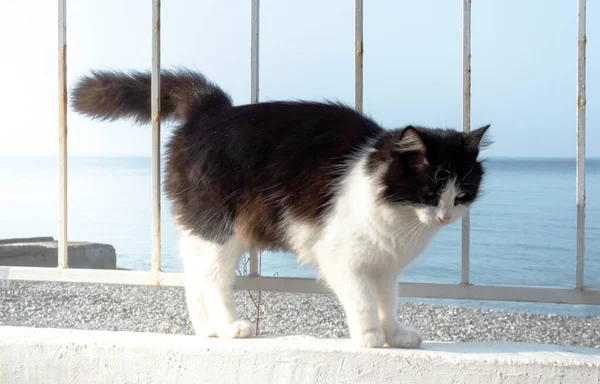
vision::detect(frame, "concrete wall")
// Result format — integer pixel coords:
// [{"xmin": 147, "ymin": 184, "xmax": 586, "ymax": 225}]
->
[
  {"xmin": 0, "ymin": 238, "xmax": 116, "ymax": 269},
  {"xmin": 1, "ymin": 326, "xmax": 598, "ymax": 384}
]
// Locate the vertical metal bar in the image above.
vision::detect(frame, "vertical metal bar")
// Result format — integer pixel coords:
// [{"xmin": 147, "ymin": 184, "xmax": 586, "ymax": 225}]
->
[
  {"xmin": 249, "ymin": 0, "xmax": 260, "ymax": 276},
  {"xmin": 57, "ymin": 0, "xmax": 68, "ymax": 269},
  {"xmin": 576, "ymin": 0, "xmax": 586, "ymax": 289},
  {"xmin": 249, "ymin": 250, "xmax": 259, "ymax": 276},
  {"xmin": 251, "ymin": 0, "xmax": 260, "ymax": 105},
  {"xmin": 461, "ymin": 0, "xmax": 472, "ymax": 285},
  {"xmin": 151, "ymin": 0, "xmax": 162, "ymax": 272},
  {"xmin": 355, "ymin": 0, "xmax": 363, "ymax": 113}
]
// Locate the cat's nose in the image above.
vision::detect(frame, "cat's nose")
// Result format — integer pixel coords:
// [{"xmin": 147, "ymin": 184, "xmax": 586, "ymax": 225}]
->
[{"xmin": 438, "ymin": 215, "xmax": 451, "ymax": 224}]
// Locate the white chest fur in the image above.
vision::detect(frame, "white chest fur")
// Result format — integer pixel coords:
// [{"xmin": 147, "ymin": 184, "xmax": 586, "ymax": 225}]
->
[{"xmin": 284, "ymin": 156, "xmax": 440, "ymax": 275}]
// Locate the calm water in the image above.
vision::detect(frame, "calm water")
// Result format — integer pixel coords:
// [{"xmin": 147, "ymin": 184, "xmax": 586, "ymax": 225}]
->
[{"xmin": 1, "ymin": 156, "xmax": 599, "ymax": 316}]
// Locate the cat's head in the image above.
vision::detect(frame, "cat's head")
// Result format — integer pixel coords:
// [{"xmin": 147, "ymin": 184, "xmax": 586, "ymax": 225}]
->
[{"xmin": 369, "ymin": 124, "xmax": 491, "ymax": 226}]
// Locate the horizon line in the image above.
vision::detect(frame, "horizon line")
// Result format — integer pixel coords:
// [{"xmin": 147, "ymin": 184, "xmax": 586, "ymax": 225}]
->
[{"xmin": 1, "ymin": 154, "xmax": 599, "ymax": 161}]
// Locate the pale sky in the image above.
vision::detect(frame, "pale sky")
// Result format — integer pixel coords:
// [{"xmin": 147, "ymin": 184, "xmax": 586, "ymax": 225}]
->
[{"xmin": 1, "ymin": 0, "xmax": 598, "ymax": 158}]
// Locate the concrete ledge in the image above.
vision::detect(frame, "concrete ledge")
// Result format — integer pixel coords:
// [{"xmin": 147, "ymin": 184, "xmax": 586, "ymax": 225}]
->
[{"xmin": 1, "ymin": 327, "xmax": 598, "ymax": 384}]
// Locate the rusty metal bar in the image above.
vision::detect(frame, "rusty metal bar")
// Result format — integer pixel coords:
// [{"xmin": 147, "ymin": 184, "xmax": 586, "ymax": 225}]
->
[
  {"xmin": 57, "ymin": 0, "xmax": 68, "ymax": 269},
  {"xmin": 251, "ymin": 0, "xmax": 260, "ymax": 105},
  {"xmin": 461, "ymin": 0, "xmax": 471, "ymax": 285},
  {"xmin": 249, "ymin": 0, "xmax": 260, "ymax": 275},
  {"xmin": 151, "ymin": 0, "xmax": 162, "ymax": 272},
  {"xmin": 576, "ymin": 0, "xmax": 586, "ymax": 289},
  {"xmin": 355, "ymin": 0, "xmax": 363, "ymax": 113},
  {"xmin": 249, "ymin": 250, "xmax": 259, "ymax": 276}
]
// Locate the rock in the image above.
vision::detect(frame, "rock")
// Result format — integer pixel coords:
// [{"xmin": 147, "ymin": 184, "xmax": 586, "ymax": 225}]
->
[
  {"xmin": 0, "ymin": 237, "xmax": 55, "ymax": 245},
  {"xmin": 0, "ymin": 238, "xmax": 117, "ymax": 269}
]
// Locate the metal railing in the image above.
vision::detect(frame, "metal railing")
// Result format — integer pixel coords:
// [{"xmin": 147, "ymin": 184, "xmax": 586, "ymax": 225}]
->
[{"xmin": 1, "ymin": 0, "xmax": 598, "ymax": 306}]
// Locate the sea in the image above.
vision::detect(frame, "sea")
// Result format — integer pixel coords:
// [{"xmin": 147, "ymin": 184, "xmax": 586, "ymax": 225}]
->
[{"xmin": 1, "ymin": 156, "xmax": 599, "ymax": 317}]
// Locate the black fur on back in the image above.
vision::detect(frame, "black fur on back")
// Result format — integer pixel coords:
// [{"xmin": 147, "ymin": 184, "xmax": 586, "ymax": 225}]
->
[
  {"xmin": 70, "ymin": 68, "xmax": 491, "ymax": 250},
  {"xmin": 164, "ymin": 100, "xmax": 383, "ymax": 246}
]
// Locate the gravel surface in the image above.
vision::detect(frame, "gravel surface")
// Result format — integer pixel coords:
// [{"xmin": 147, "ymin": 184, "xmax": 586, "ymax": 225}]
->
[{"xmin": 1, "ymin": 280, "xmax": 599, "ymax": 348}]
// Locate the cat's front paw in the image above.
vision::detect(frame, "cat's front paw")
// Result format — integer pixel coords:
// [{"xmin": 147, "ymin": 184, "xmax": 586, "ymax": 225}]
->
[
  {"xmin": 216, "ymin": 320, "xmax": 256, "ymax": 339},
  {"xmin": 355, "ymin": 328, "xmax": 386, "ymax": 348},
  {"xmin": 385, "ymin": 323, "xmax": 423, "ymax": 348}
]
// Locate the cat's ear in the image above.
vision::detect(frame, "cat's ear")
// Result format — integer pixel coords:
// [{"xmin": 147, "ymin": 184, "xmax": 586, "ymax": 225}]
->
[
  {"xmin": 397, "ymin": 126, "xmax": 426, "ymax": 154},
  {"xmin": 397, "ymin": 126, "xmax": 429, "ymax": 171},
  {"xmin": 465, "ymin": 124, "xmax": 492, "ymax": 154}
]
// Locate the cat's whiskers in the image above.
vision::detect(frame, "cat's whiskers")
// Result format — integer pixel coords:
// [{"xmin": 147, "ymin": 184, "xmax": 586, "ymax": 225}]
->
[
  {"xmin": 390, "ymin": 218, "xmax": 421, "ymax": 240},
  {"xmin": 400, "ymin": 224, "xmax": 424, "ymax": 251},
  {"xmin": 409, "ymin": 222, "xmax": 427, "ymax": 250},
  {"xmin": 460, "ymin": 166, "xmax": 475, "ymax": 183},
  {"xmin": 434, "ymin": 168, "xmax": 451, "ymax": 184},
  {"xmin": 391, "ymin": 221, "xmax": 418, "ymax": 244},
  {"xmin": 462, "ymin": 190, "xmax": 475, "ymax": 199},
  {"xmin": 395, "ymin": 220, "xmax": 423, "ymax": 248},
  {"xmin": 400, "ymin": 222, "xmax": 422, "ymax": 251}
]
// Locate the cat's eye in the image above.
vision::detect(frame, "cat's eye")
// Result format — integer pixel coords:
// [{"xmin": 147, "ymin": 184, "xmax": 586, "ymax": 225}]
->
[{"xmin": 454, "ymin": 192, "xmax": 468, "ymax": 205}]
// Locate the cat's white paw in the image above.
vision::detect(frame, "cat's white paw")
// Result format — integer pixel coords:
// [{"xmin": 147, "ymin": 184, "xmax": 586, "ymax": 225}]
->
[
  {"xmin": 192, "ymin": 323, "xmax": 217, "ymax": 337},
  {"xmin": 355, "ymin": 328, "xmax": 386, "ymax": 348},
  {"xmin": 216, "ymin": 320, "xmax": 256, "ymax": 339},
  {"xmin": 385, "ymin": 323, "xmax": 422, "ymax": 348}
]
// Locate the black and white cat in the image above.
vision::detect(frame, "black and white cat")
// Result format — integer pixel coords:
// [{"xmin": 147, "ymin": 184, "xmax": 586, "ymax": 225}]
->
[{"xmin": 71, "ymin": 68, "xmax": 491, "ymax": 348}]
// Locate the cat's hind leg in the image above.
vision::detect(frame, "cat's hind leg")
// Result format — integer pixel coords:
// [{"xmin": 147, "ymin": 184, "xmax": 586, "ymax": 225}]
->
[{"xmin": 180, "ymin": 232, "xmax": 255, "ymax": 339}]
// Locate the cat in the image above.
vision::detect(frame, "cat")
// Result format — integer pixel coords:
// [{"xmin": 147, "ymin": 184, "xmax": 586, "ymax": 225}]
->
[{"xmin": 71, "ymin": 68, "xmax": 491, "ymax": 348}]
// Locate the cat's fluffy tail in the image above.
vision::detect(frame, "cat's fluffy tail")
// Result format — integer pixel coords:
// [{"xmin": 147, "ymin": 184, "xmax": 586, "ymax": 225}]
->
[{"xmin": 70, "ymin": 68, "xmax": 233, "ymax": 123}]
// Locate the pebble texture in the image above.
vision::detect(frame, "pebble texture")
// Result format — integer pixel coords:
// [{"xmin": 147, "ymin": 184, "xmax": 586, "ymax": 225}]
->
[{"xmin": 1, "ymin": 280, "xmax": 598, "ymax": 348}]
